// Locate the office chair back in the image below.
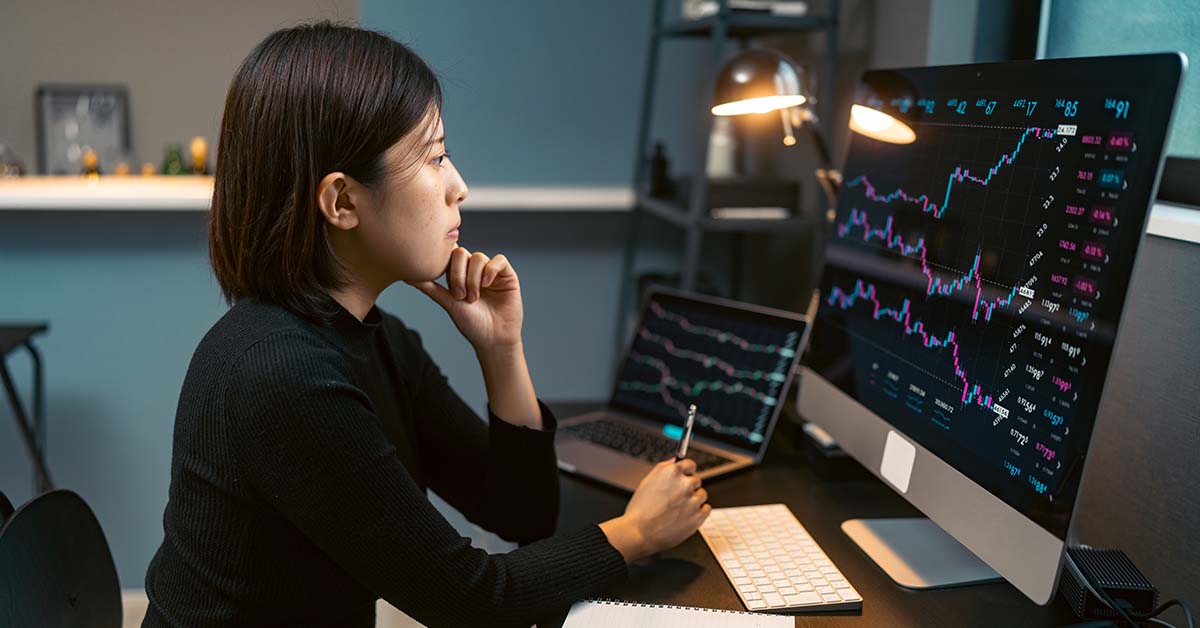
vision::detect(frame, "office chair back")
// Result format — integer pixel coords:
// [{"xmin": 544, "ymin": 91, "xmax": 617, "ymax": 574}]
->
[{"xmin": 0, "ymin": 489, "xmax": 122, "ymax": 628}]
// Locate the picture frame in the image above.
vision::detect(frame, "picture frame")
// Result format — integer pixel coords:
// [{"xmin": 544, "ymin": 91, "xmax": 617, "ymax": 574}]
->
[{"xmin": 35, "ymin": 84, "xmax": 131, "ymax": 175}]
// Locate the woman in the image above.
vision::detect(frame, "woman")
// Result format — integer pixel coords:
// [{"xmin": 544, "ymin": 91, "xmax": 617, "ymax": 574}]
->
[{"xmin": 142, "ymin": 21, "xmax": 710, "ymax": 628}]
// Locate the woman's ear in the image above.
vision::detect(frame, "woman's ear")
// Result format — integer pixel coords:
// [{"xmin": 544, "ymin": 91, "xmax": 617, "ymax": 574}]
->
[{"xmin": 316, "ymin": 172, "xmax": 361, "ymax": 230}]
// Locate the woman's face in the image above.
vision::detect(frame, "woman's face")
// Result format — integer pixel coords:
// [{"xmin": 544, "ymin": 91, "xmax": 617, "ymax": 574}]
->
[{"xmin": 349, "ymin": 115, "xmax": 468, "ymax": 287}]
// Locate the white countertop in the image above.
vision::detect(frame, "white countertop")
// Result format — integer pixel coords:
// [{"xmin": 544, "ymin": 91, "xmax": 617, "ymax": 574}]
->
[{"xmin": 0, "ymin": 176, "xmax": 634, "ymax": 211}]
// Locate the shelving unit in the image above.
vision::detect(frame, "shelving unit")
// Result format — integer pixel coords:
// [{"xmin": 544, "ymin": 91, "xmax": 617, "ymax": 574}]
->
[{"xmin": 615, "ymin": 0, "xmax": 840, "ymax": 350}]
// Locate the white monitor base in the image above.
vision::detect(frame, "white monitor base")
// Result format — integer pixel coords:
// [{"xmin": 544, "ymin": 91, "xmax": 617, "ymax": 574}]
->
[{"xmin": 842, "ymin": 518, "xmax": 1002, "ymax": 589}]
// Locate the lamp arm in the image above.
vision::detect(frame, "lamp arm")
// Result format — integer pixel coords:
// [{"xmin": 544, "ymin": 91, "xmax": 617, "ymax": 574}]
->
[
  {"xmin": 804, "ymin": 117, "xmax": 836, "ymax": 171},
  {"xmin": 802, "ymin": 115, "xmax": 841, "ymax": 217}
]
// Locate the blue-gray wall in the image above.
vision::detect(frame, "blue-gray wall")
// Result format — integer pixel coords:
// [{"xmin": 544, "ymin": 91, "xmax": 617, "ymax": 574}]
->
[
  {"xmin": 363, "ymin": 0, "xmax": 717, "ymax": 185},
  {"xmin": 1044, "ymin": 0, "xmax": 1200, "ymax": 158}
]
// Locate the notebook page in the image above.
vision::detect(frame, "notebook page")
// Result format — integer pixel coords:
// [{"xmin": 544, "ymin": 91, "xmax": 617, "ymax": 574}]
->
[{"xmin": 563, "ymin": 600, "xmax": 792, "ymax": 627}]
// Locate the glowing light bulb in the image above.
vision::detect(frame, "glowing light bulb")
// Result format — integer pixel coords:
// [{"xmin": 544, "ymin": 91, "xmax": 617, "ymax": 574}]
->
[{"xmin": 848, "ymin": 104, "xmax": 916, "ymax": 144}]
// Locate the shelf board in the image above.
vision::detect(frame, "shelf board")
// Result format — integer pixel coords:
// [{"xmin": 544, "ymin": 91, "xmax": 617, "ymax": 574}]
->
[
  {"xmin": 637, "ymin": 192, "xmax": 818, "ymax": 233},
  {"xmin": 700, "ymin": 215, "xmax": 819, "ymax": 232},
  {"xmin": 0, "ymin": 175, "xmax": 214, "ymax": 210},
  {"xmin": 0, "ymin": 176, "xmax": 634, "ymax": 212},
  {"xmin": 660, "ymin": 13, "xmax": 834, "ymax": 38}
]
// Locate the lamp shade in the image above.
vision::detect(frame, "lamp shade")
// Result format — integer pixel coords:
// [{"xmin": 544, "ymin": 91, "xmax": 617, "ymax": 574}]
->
[
  {"xmin": 849, "ymin": 73, "xmax": 919, "ymax": 144},
  {"xmin": 848, "ymin": 104, "xmax": 916, "ymax": 144},
  {"xmin": 711, "ymin": 50, "xmax": 813, "ymax": 116}
]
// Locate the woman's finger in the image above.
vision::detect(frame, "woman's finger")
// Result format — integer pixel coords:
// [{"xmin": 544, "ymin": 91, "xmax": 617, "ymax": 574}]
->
[
  {"xmin": 481, "ymin": 254, "xmax": 510, "ymax": 288},
  {"xmin": 405, "ymin": 280, "xmax": 453, "ymax": 310},
  {"xmin": 689, "ymin": 475, "xmax": 702, "ymax": 491},
  {"xmin": 676, "ymin": 458, "xmax": 698, "ymax": 476},
  {"xmin": 690, "ymin": 488, "xmax": 709, "ymax": 506},
  {"xmin": 448, "ymin": 247, "xmax": 470, "ymax": 300},
  {"xmin": 466, "ymin": 251, "xmax": 489, "ymax": 302}
]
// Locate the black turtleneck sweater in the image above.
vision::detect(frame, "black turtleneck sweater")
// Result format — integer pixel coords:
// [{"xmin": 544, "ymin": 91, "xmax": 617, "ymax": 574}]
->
[{"xmin": 142, "ymin": 299, "xmax": 626, "ymax": 628}]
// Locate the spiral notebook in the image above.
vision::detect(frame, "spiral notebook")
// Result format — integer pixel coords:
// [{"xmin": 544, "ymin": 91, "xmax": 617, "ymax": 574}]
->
[{"xmin": 563, "ymin": 599, "xmax": 791, "ymax": 627}]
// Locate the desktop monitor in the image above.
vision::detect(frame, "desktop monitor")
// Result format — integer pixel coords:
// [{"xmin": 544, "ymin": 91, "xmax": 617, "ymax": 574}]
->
[{"xmin": 798, "ymin": 53, "xmax": 1185, "ymax": 604}]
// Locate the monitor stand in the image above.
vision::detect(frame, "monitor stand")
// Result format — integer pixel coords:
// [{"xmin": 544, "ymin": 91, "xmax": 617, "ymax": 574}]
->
[{"xmin": 842, "ymin": 518, "xmax": 1002, "ymax": 589}]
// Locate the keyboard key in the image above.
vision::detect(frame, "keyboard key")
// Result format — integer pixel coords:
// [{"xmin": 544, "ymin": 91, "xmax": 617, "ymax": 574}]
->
[
  {"xmin": 763, "ymin": 593, "xmax": 786, "ymax": 607},
  {"xmin": 791, "ymin": 591, "xmax": 823, "ymax": 605}
]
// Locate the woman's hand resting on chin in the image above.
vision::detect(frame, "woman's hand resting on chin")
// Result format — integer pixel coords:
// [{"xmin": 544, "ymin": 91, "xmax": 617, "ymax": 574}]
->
[{"xmin": 405, "ymin": 246, "xmax": 523, "ymax": 356}]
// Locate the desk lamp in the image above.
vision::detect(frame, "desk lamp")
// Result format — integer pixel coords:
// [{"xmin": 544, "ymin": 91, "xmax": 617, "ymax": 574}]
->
[{"xmin": 711, "ymin": 49, "xmax": 915, "ymax": 217}]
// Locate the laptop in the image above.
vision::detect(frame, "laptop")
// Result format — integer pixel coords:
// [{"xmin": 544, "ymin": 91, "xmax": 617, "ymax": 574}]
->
[{"xmin": 556, "ymin": 288, "xmax": 811, "ymax": 491}]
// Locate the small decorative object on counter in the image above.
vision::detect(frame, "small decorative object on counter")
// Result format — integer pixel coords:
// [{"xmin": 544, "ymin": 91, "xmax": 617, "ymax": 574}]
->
[
  {"xmin": 0, "ymin": 144, "xmax": 26, "ymax": 177},
  {"xmin": 189, "ymin": 136, "xmax": 209, "ymax": 175},
  {"xmin": 113, "ymin": 161, "xmax": 131, "ymax": 176},
  {"xmin": 161, "ymin": 143, "xmax": 185, "ymax": 175},
  {"xmin": 648, "ymin": 142, "xmax": 677, "ymax": 199},
  {"xmin": 140, "ymin": 162, "xmax": 157, "ymax": 176},
  {"xmin": 81, "ymin": 147, "xmax": 101, "ymax": 178}
]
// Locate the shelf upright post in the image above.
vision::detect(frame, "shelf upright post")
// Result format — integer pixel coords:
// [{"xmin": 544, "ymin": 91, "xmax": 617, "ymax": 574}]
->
[
  {"xmin": 680, "ymin": 0, "xmax": 732, "ymax": 293},
  {"xmin": 614, "ymin": 0, "xmax": 668, "ymax": 360}
]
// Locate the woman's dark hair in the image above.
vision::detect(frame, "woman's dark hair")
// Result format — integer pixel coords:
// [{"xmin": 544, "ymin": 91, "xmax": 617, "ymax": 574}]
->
[{"xmin": 209, "ymin": 21, "xmax": 442, "ymax": 322}]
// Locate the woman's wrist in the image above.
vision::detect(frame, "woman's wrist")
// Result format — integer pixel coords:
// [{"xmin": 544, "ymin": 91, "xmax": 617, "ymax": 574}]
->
[
  {"xmin": 599, "ymin": 515, "xmax": 648, "ymax": 564},
  {"xmin": 475, "ymin": 341, "xmax": 542, "ymax": 429},
  {"xmin": 474, "ymin": 339, "xmax": 524, "ymax": 365}
]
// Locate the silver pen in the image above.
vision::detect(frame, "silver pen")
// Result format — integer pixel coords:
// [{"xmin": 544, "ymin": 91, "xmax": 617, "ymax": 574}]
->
[{"xmin": 675, "ymin": 404, "xmax": 697, "ymax": 461}]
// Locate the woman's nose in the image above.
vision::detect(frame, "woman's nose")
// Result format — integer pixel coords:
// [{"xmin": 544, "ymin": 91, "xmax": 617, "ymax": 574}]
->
[{"xmin": 448, "ymin": 163, "xmax": 468, "ymax": 205}]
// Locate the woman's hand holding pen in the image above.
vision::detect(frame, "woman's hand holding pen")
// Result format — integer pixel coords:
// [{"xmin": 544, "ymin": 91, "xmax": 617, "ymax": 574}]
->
[{"xmin": 599, "ymin": 459, "xmax": 711, "ymax": 563}]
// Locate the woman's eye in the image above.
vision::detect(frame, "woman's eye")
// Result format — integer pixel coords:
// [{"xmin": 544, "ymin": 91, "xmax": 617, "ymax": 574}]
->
[{"xmin": 434, "ymin": 152, "xmax": 451, "ymax": 166}]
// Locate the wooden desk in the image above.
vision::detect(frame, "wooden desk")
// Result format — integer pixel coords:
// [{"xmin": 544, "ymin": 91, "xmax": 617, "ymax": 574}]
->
[{"xmin": 545, "ymin": 401, "xmax": 1082, "ymax": 627}]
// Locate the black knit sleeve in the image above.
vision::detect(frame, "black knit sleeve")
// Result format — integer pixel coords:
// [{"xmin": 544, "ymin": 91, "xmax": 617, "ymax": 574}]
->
[
  {"xmin": 223, "ymin": 332, "xmax": 626, "ymax": 628},
  {"xmin": 404, "ymin": 327, "xmax": 561, "ymax": 543}
]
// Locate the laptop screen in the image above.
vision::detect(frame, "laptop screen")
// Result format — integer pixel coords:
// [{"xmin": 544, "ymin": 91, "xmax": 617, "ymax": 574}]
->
[{"xmin": 610, "ymin": 290, "xmax": 809, "ymax": 452}]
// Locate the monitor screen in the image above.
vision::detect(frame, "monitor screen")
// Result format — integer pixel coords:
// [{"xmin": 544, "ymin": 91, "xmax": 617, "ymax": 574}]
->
[
  {"xmin": 611, "ymin": 291, "xmax": 807, "ymax": 451},
  {"xmin": 803, "ymin": 54, "xmax": 1182, "ymax": 537}
]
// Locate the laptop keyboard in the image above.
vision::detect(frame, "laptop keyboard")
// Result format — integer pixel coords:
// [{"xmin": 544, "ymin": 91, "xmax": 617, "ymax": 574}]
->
[{"xmin": 563, "ymin": 418, "xmax": 732, "ymax": 472}]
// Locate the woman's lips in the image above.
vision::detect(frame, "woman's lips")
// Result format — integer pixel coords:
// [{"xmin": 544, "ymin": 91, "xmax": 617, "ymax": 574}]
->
[{"xmin": 446, "ymin": 229, "xmax": 459, "ymax": 239}]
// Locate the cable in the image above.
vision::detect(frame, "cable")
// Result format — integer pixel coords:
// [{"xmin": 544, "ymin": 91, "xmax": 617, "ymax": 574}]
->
[{"xmin": 1148, "ymin": 600, "xmax": 1195, "ymax": 628}]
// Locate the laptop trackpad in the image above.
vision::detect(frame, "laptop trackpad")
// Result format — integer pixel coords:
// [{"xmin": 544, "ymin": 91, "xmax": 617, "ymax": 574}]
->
[{"xmin": 558, "ymin": 439, "xmax": 654, "ymax": 492}]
